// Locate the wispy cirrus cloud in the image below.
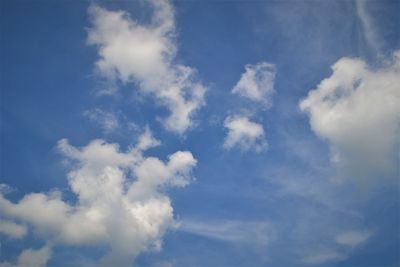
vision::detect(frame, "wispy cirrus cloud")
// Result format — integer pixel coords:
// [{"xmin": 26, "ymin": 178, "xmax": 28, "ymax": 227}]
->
[
  {"xmin": 335, "ymin": 230, "xmax": 373, "ymax": 247},
  {"xmin": 299, "ymin": 229, "xmax": 373, "ymax": 265},
  {"xmin": 83, "ymin": 108, "xmax": 119, "ymax": 133},
  {"xmin": 301, "ymin": 249, "xmax": 347, "ymax": 265},
  {"xmin": 180, "ymin": 219, "xmax": 274, "ymax": 248}
]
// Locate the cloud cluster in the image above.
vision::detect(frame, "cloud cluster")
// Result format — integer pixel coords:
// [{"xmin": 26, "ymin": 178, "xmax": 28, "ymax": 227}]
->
[
  {"xmin": 232, "ymin": 62, "xmax": 276, "ymax": 106},
  {"xmin": 223, "ymin": 115, "xmax": 267, "ymax": 152},
  {"xmin": 300, "ymin": 51, "xmax": 400, "ymax": 180},
  {"xmin": 223, "ymin": 61, "xmax": 276, "ymax": 152},
  {"xmin": 87, "ymin": 0, "xmax": 206, "ymax": 134},
  {"xmin": 0, "ymin": 129, "xmax": 197, "ymax": 266}
]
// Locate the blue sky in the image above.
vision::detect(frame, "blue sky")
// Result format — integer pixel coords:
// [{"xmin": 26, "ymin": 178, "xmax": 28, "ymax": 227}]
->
[{"xmin": 0, "ymin": 0, "xmax": 399, "ymax": 266}]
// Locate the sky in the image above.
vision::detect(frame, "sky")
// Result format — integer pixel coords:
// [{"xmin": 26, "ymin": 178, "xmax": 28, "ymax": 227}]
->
[{"xmin": 0, "ymin": 0, "xmax": 399, "ymax": 266}]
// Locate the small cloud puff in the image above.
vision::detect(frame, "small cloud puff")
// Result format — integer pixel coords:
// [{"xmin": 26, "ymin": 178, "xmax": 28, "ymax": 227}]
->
[
  {"xmin": 223, "ymin": 115, "xmax": 267, "ymax": 152},
  {"xmin": 232, "ymin": 62, "xmax": 276, "ymax": 106}
]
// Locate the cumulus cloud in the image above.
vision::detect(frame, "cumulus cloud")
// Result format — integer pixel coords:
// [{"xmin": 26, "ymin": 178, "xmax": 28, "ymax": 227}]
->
[
  {"xmin": 300, "ymin": 51, "xmax": 400, "ymax": 180},
  {"xmin": 223, "ymin": 115, "xmax": 267, "ymax": 152},
  {"xmin": 0, "ymin": 245, "xmax": 51, "ymax": 267},
  {"xmin": 0, "ymin": 129, "xmax": 197, "ymax": 266},
  {"xmin": 232, "ymin": 62, "xmax": 276, "ymax": 105},
  {"xmin": 87, "ymin": 0, "xmax": 206, "ymax": 134}
]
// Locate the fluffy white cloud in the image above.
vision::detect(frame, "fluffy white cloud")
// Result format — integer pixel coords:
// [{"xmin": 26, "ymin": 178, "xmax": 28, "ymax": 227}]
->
[
  {"xmin": 0, "ymin": 245, "xmax": 51, "ymax": 267},
  {"xmin": 300, "ymin": 51, "xmax": 400, "ymax": 180},
  {"xmin": 223, "ymin": 115, "xmax": 267, "ymax": 152},
  {"xmin": 232, "ymin": 62, "xmax": 276, "ymax": 105},
  {"xmin": 87, "ymin": 0, "xmax": 206, "ymax": 134},
  {"xmin": 0, "ymin": 129, "xmax": 197, "ymax": 266}
]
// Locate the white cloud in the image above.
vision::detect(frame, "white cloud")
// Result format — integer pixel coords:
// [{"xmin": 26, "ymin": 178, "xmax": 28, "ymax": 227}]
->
[
  {"xmin": 356, "ymin": 0, "xmax": 381, "ymax": 52},
  {"xmin": 0, "ymin": 220, "xmax": 27, "ymax": 239},
  {"xmin": 0, "ymin": 129, "xmax": 197, "ymax": 266},
  {"xmin": 84, "ymin": 108, "xmax": 119, "ymax": 133},
  {"xmin": 301, "ymin": 229, "xmax": 373, "ymax": 266},
  {"xmin": 0, "ymin": 245, "xmax": 51, "ymax": 267},
  {"xmin": 136, "ymin": 125, "xmax": 161, "ymax": 151},
  {"xmin": 298, "ymin": 229, "xmax": 373, "ymax": 265},
  {"xmin": 180, "ymin": 220, "xmax": 274, "ymax": 247},
  {"xmin": 335, "ymin": 230, "xmax": 373, "ymax": 247},
  {"xmin": 87, "ymin": 0, "xmax": 206, "ymax": 134},
  {"xmin": 223, "ymin": 115, "xmax": 267, "ymax": 152},
  {"xmin": 300, "ymin": 51, "xmax": 400, "ymax": 180},
  {"xmin": 232, "ymin": 62, "xmax": 276, "ymax": 105},
  {"xmin": 302, "ymin": 249, "xmax": 346, "ymax": 265}
]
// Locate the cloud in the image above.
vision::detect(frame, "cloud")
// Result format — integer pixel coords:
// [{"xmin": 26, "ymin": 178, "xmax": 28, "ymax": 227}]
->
[
  {"xmin": 300, "ymin": 51, "xmax": 400, "ymax": 180},
  {"xmin": 0, "ymin": 220, "xmax": 27, "ymax": 239},
  {"xmin": 87, "ymin": 0, "xmax": 206, "ymax": 134},
  {"xmin": 355, "ymin": 0, "xmax": 381, "ymax": 53},
  {"xmin": 0, "ymin": 129, "xmax": 197, "ymax": 266},
  {"xmin": 301, "ymin": 249, "xmax": 346, "ymax": 265},
  {"xmin": 265, "ymin": 166, "xmax": 375, "ymax": 265},
  {"xmin": 335, "ymin": 230, "xmax": 373, "ymax": 247},
  {"xmin": 0, "ymin": 245, "xmax": 51, "ymax": 267},
  {"xmin": 232, "ymin": 62, "xmax": 276, "ymax": 106},
  {"xmin": 180, "ymin": 220, "xmax": 274, "ymax": 247},
  {"xmin": 84, "ymin": 108, "xmax": 119, "ymax": 133},
  {"xmin": 300, "ymin": 229, "xmax": 372, "ymax": 266},
  {"xmin": 223, "ymin": 115, "xmax": 267, "ymax": 152}
]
